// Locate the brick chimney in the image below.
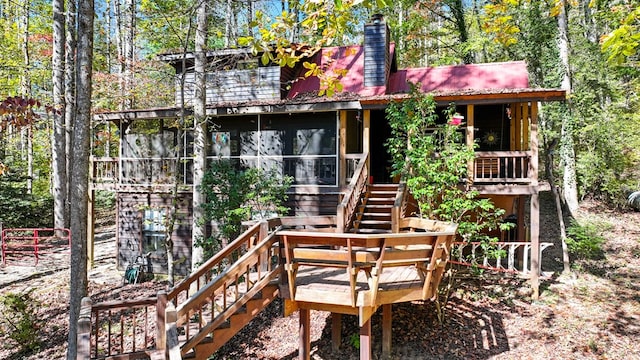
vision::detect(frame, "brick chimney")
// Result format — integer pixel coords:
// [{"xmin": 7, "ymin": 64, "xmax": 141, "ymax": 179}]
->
[{"xmin": 363, "ymin": 14, "xmax": 390, "ymax": 92}]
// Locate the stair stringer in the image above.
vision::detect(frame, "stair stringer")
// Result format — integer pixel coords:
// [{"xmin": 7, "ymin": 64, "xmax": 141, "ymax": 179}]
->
[{"xmin": 191, "ymin": 284, "xmax": 280, "ymax": 359}]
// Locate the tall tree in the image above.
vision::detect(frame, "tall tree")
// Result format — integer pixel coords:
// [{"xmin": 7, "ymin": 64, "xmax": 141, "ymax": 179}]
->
[
  {"xmin": 65, "ymin": 0, "xmax": 77, "ymax": 229},
  {"xmin": 556, "ymin": 0, "xmax": 579, "ymax": 214},
  {"xmin": 67, "ymin": 0, "xmax": 94, "ymax": 357},
  {"xmin": 52, "ymin": 0, "xmax": 66, "ymax": 233},
  {"xmin": 192, "ymin": 0, "xmax": 209, "ymax": 270}
]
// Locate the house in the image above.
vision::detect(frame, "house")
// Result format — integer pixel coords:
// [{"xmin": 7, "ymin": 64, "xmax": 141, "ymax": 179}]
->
[{"xmin": 90, "ymin": 16, "xmax": 565, "ymax": 285}]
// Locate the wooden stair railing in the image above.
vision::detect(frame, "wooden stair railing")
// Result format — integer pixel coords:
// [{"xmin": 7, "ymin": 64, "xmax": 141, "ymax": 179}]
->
[
  {"xmin": 169, "ymin": 219, "xmax": 283, "ymax": 359},
  {"xmin": 78, "ymin": 219, "xmax": 283, "ymax": 360},
  {"xmin": 450, "ymin": 241, "xmax": 554, "ymax": 276},
  {"xmin": 337, "ymin": 153, "xmax": 369, "ymax": 233}
]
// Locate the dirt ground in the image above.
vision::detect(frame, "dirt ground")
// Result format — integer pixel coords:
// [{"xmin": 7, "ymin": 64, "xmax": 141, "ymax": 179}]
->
[{"xmin": 1, "ymin": 191, "xmax": 639, "ymax": 360}]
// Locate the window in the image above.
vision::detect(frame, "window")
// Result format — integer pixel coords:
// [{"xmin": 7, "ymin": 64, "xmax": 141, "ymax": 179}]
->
[
  {"xmin": 142, "ymin": 209, "xmax": 165, "ymax": 254},
  {"xmin": 208, "ymin": 113, "xmax": 338, "ymax": 186}
]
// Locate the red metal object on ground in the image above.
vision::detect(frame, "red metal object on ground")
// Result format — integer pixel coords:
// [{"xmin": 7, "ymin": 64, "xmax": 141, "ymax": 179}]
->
[{"xmin": 1, "ymin": 228, "xmax": 71, "ymax": 266}]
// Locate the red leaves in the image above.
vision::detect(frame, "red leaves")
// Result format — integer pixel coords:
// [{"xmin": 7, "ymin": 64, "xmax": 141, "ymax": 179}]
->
[{"xmin": 0, "ymin": 96, "xmax": 57, "ymax": 131}]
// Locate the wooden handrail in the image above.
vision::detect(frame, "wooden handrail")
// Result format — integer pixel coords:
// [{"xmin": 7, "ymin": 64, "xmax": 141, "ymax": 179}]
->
[
  {"xmin": 337, "ymin": 152, "xmax": 369, "ymax": 233},
  {"xmin": 167, "ymin": 219, "xmax": 279, "ymax": 305},
  {"xmin": 176, "ymin": 228, "xmax": 282, "ymax": 355}
]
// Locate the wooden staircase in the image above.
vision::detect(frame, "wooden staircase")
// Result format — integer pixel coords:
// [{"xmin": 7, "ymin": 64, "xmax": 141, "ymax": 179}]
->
[
  {"xmin": 184, "ymin": 284, "xmax": 280, "ymax": 359},
  {"xmin": 352, "ymin": 184, "xmax": 398, "ymax": 234}
]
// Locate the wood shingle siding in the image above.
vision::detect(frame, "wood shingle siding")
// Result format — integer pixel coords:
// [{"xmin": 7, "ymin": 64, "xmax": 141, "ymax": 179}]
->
[{"xmin": 176, "ymin": 67, "xmax": 281, "ymax": 106}]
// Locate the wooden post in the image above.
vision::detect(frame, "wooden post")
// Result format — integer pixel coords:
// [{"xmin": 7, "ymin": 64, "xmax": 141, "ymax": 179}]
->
[
  {"xmin": 77, "ymin": 297, "xmax": 92, "ymax": 360},
  {"xmin": 360, "ymin": 317, "xmax": 372, "ymax": 360},
  {"xmin": 363, "ymin": 110, "xmax": 371, "ymax": 173},
  {"xmin": 331, "ymin": 313, "xmax": 342, "ymax": 352},
  {"xmin": 299, "ymin": 309, "xmax": 311, "ymax": 360},
  {"xmin": 87, "ymin": 188, "xmax": 95, "ymax": 268},
  {"xmin": 156, "ymin": 291, "xmax": 167, "ymax": 351},
  {"xmin": 339, "ymin": 111, "xmax": 347, "ymax": 187},
  {"xmin": 382, "ymin": 304, "xmax": 392, "ymax": 358},
  {"xmin": 530, "ymin": 193, "xmax": 540, "ymax": 299},
  {"xmin": 165, "ymin": 301, "xmax": 181, "ymax": 359},
  {"xmin": 466, "ymin": 105, "xmax": 475, "ymax": 184},
  {"xmin": 530, "ymin": 102, "xmax": 539, "ymax": 186}
]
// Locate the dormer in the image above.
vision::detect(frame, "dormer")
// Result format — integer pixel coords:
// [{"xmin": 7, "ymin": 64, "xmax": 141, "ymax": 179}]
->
[{"xmin": 158, "ymin": 48, "xmax": 286, "ymax": 106}]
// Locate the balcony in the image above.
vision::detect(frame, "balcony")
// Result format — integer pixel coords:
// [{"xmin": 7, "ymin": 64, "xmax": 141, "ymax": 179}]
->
[{"xmin": 473, "ymin": 151, "xmax": 533, "ymax": 184}]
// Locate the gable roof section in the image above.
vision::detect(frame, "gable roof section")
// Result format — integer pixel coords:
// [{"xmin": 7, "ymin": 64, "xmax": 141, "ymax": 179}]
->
[{"xmin": 288, "ymin": 44, "xmax": 531, "ymax": 99}]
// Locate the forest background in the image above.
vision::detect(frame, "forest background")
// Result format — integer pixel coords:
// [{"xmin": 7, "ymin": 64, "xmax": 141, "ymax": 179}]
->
[{"xmin": 0, "ymin": 0, "xmax": 638, "ymax": 359}]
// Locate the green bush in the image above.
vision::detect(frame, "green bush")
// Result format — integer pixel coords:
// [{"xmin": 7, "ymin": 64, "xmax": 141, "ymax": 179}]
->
[
  {"xmin": 566, "ymin": 220, "xmax": 606, "ymax": 260},
  {"xmin": 0, "ymin": 291, "xmax": 41, "ymax": 354}
]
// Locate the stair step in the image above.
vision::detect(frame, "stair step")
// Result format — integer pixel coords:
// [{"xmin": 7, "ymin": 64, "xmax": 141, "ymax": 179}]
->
[
  {"xmin": 355, "ymin": 220, "xmax": 392, "ymax": 229},
  {"xmin": 368, "ymin": 184, "xmax": 399, "ymax": 190},
  {"xmin": 368, "ymin": 190, "xmax": 397, "ymax": 196},
  {"xmin": 359, "ymin": 204, "xmax": 393, "ymax": 211},
  {"xmin": 361, "ymin": 213, "xmax": 392, "ymax": 219},
  {"xmin": 365, "ymin": 198, "xmax": 395, "ymax": 204},
  {"xmin": 353, "ymin": 228, "xmax": 393, "ymax": 234}
]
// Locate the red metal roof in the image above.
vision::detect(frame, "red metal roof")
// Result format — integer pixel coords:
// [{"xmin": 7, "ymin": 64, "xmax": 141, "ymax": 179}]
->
[{"xmin": 287, "ymin": 44, "xmax": 530, "ymax": 99}]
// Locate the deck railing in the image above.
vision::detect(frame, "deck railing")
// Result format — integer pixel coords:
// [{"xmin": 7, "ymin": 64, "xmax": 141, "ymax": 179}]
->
[
  {"xmin": 91, "ymin": 157, "xmax": 194, "ymax": 187},
  {"xmin": 473, "ymin": 151, "xmax": 532, "ymax": 183},
  {"xmin": 451, "ymin": 241, "xmax": 553, "ymax": 275},
  {"xmin": 337, "ymin": 152, "xmax": 369, "ymax": 233}
]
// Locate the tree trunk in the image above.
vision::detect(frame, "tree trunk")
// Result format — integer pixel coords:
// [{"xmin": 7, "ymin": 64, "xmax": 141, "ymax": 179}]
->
[
  {"xmin": 557, "ymin": 0, "xmax": 579, "ymax": 214},
  {"xmin": 66, "ymin": 0, "xmax": 94, "ymax": 358},
  {"xmin": 192, "ymin": 0, "xmax": 209, "ymax": 269},
  {"xmin": 448, "ymin": 0, "xmax": 473, "ymax": 64},
  {"xmin": 52, "ymin": 0, "xmax": 67, "ymax": 232},
  {"xmin": 123, "ymin": 0, "xmax": 135, "ymax": 108},
  {"xmin": 20, "ymin": 0, "xmax": 31, "ymax": 194},
  {"xmin": 545, "ymin": 139, "xmax": 571, "ymax": 274},
  {"xmin": 65, "ymin": 0, "xmax": 78, "ymax": 230}
]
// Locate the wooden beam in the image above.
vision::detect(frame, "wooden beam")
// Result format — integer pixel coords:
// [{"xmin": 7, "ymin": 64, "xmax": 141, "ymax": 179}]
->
[
  {"xmin": 382, "ymin": 304, "xmax": 392, "ymax": 358},
  {"xmin": 299, "ymin": 309, "xmax": 311, "ymax": 360},
  {"xmin": 530, "ymin": 102, "xmax": 539, "ymax": 186},
  {"xmin": 87, "ymin": 189, "xmax": 95, "ymax": 268},
  {"xmin": 530, "ymin": 193, "xmax": 540, "ymax": 299},
  {"xmin": 360, "ymin": 317, "xmax": 372, "ymax": 360},
  {"xmin": 331, "ymin": 313, "xmax": 342, "ymax": 352},
  {"xmin": 363, "ymin": 110, "xmax": 371, "ymax": 172},
  {"xmin": 466, "ymin": 105, "xmax": 475, "ymax": 184}
]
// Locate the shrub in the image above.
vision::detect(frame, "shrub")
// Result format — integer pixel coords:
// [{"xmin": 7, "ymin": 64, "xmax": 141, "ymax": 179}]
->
[
  {"xmin": 0, "ymin": 291, "xmax": 41, "ymax": 354},
  {"xmin": 566, "ymin": 220, "xmax": 606, "ymax": 260}
]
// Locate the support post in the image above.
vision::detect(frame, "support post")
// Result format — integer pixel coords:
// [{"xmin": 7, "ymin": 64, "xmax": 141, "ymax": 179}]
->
[
  {"xmin": 360, "ymin": 317, "xmax": 372, "ymax": 360},
  {"xmin": 87, "ymin": 189, "xmax": 95, "ymax": 268},
  {"xmin": 77, "ymin": 297, "xmax": 92, "ymax": 360},
  {"xmin": 165, "ymin": 301, "xmax": 181, "ymax": 359},
  {"xmin": 530, "ymin": 193, "xmax": 540, "ymax": 298},
  {"xmin": 299, "ymin": 309, "xmax": 311, "ymax": 360},
  {"xmin": 331, "ymin": 313, "xmax": 342, "ymax": 352},
  {"xmin": 156, "ymin": 291, "xmax": 167, "ymax": 351},
  {"xmin": 382, "ymin": 304, "xmax": 392, "ymax": 358}
]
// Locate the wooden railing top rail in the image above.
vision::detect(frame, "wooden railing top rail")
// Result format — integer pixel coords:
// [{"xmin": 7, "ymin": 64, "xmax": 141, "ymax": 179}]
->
[
  {"xmin": 90, "ymin": 297, "xmax": 157, "ymax": 311},
  {"xmin": 474, "ymin": 151, "xmax": 532, "ymax": 157}
]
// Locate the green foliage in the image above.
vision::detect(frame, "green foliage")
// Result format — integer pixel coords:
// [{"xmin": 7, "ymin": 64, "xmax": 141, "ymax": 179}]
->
[
  {"xmin": 0, "ymin": 291, "xmax": 41, "ymax": 354},
  {"xmin": 385, "ymin": 84, "xmax": 507, "ymax": 242},
  {"xmin": 348, "ymin": 333, "xmax": 360, "ymax": 349},
  {"xmin": 566, "ymin": 220, "xmax": 607, "ymax": 260},
  {"xmin": 198, "ymin": 160, "xmax": 292, "ymax": 259},
  {"xmin": 0, "ymin": 174, "xmax": 53, "ymax": 228}
]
